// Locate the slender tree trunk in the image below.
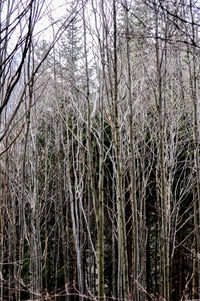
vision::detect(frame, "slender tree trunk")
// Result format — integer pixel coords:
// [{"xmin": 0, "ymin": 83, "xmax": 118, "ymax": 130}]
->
[
  {"xmin": 154, "ymin": 6, "xmax": 169, "ymax": 299},
  {"xmin": 97, "ymin": 91, "xmax": 104, "ymax": 300},
  {"xmin": 123, "ymin": 2, "xmax": 139, "ymax": 299},
  {"xmin": 113, "ymin": 1, "xmax": 129, "ymax": 298},
  {"xmin": 188, "ymin": 2, "xmax": 200, "ymax": 294}
]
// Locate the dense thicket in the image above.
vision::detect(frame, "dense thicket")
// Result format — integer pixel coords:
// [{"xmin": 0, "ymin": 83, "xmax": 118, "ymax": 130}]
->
[{"xmin": 1, "ymin": 0, "xmax": 200, "ymax": 300}]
